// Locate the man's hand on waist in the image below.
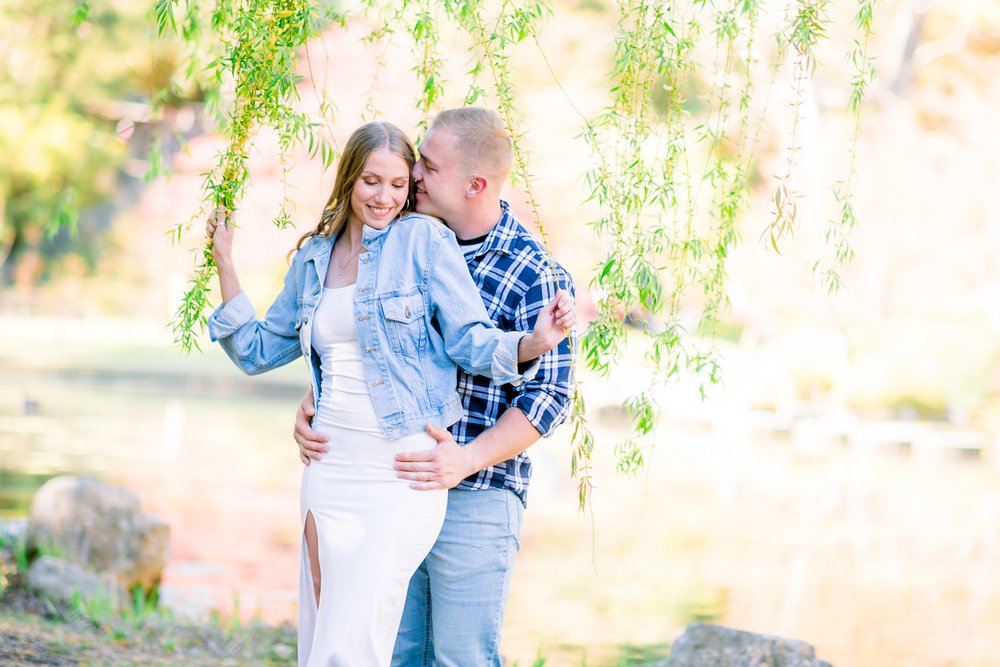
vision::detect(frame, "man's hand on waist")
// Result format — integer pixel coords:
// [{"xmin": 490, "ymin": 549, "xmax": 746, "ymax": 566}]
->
[{"xmin": 394, "ymin": 424, "xmax": 478, "ymax": 491}]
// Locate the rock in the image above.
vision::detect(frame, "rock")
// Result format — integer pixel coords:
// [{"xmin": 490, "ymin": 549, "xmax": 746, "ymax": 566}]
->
[
  {"xmin": 0, "ymin": 547, "xmax": 14, "ymax": 591},
  {"xmin": 27, "ymin": 555, "xmax": 121, "ymax": 609},
  {"xmin": 1, "ymin": 517, "xmax": 29, "ymax": 547},
  {"xmin": 668, "ymin": 623, "xmax": 832, "ymax": 667},
  {"xmin": 28, "ymin": 476, "xmax": 170, "ymax": 593}
]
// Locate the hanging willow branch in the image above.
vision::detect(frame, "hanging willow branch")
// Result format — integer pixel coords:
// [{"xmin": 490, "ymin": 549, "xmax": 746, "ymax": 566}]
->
[
  {"xmin": 814, "ymin": 0, "xmax": 880, "ymax": 292},
  {"xmin": 765, "ymin": 0, "xmax": 831, "ymax": 252},
  {"xmin": 451, "ymin": 0, "xmax": 596, "ymax": 503},
  {"xmin": 162, "ymin": 0, "xmax": 339, "ymax": 351},
  {"xmin": 582, "ymin": 0, "xmax": 708, "ymax": 475},
  {"xmin": 157, "ymin": 0, "xmax": 880, "ymax": 511}
]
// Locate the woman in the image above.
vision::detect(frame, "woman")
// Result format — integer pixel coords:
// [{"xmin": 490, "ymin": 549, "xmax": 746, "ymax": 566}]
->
[{"xmin": 205, "ymin": 121, "xmax": 573, "ymax": 667}]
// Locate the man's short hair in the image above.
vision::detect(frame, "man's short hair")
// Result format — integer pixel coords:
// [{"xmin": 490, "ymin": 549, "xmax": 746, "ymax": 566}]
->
[{"xmin": 430, "ymin": 107, "xmax": 514, "ymax": 181}]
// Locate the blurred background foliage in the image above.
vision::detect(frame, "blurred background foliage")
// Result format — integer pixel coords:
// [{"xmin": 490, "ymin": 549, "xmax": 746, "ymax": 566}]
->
[
  {"xmin": 0, "ymin": 0, "xmax": 199, "ymax": 286},
  {"xmin": 1, "ymin": 1, "xmax": 999, "ymax": 440}
]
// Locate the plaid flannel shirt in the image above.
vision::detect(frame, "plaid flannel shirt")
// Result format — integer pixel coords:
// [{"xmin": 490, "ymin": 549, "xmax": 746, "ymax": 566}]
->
[{"xmin": 450, "ymin": 200, "xmax": 575, "ymax": 506}]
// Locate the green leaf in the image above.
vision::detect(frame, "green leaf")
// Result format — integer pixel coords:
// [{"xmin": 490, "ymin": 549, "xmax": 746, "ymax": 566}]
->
[
  {"xmin": 154, "ymin": 0, "xmax": 177, "ymax": 35},
  {"xmin": 71, "ymin": 0, "xmax": 90, "ymax": 26}
]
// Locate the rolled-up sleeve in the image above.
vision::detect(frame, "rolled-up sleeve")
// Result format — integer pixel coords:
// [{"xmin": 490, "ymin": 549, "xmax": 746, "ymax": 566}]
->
[
  {"xmin": 509, "ymin": 263, "xmax": 575, "ymax": 437},
  {"xmin": 208, "ymin": 290, "xmax": 257, "ymax": 340},
  {"xmin": 206, "ymin": 255, "xmax": 304, "ymax": 376}
]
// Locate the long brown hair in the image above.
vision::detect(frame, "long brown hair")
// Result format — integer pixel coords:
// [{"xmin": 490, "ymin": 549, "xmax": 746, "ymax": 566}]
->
[{"xmin": 296, "ymin": 122, "xmax": 416, "ymax": 250}]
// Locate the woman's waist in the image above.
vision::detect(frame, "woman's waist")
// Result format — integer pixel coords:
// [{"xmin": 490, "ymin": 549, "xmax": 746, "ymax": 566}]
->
[
  {"xmin": 306, "ymin": 421, "xmax": 438, "ymax": 465},
  {"xmin": 319, "ymin": 372, "xmax": 373, "ymax": 396},
  {"xmin": 315, "ymin": 390, "xmax": 382, "ymax": 433},
  {"xmin": 308, "ymin": 372, "xmax": 464, "ymax": 439}
]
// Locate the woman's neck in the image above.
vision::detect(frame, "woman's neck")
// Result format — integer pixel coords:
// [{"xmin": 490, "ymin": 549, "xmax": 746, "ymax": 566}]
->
[{"xmin": 338, "ymin": 220, "xmax": 364, "ymax": 250}]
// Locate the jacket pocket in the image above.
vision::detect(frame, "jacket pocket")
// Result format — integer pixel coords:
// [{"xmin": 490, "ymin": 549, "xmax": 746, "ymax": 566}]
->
[{"xmin": 380, "ymin": 291, "xmax": 427, "ymax": 357}]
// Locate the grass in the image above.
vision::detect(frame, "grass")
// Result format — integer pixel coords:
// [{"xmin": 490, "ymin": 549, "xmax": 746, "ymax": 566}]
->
[
  {"xmin": 0, "ymin": 523, "xmax": 676, "ymax": 667},
  {"xmin": 0, "ymin": 548, "xmax": 298, "ymax": 667},
  {"xmin": 1, "ymin": 597, "xmax": 670, "ymax": 667},
  {"xmin": 0, "ymin": 600, "xmax": 299, "ymax": 667}
]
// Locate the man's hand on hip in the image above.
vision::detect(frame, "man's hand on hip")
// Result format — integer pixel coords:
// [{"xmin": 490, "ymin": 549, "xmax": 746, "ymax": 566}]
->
[
  {"xmin": 294, "ymin": 390, "xmax": 328, "ymax": 465},
  {"xmin": 394, "ymin": 424, "xmax": 477, "ymax": 490}
]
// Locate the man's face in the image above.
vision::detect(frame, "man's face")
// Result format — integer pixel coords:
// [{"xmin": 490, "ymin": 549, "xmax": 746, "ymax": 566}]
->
[{"xmin": 413, "ymin": 127, "xmax": 467, "ymax": 225}]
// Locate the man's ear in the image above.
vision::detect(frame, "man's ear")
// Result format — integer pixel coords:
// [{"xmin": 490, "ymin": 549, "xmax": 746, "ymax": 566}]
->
[{"xmin": 466, "ymin": 175, "xmax": 488, "ymax": 198}]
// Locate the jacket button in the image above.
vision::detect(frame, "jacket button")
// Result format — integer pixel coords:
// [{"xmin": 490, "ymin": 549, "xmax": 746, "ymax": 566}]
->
[{"xmin": 404, "ymin": 306, "xmax": 411, "ymax": 318}]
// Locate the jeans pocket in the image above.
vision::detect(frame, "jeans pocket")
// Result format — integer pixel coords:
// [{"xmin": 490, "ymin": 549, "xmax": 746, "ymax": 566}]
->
[{"xmin": 505, "ymin": 489, "xmax": 524, "ymax": 552}]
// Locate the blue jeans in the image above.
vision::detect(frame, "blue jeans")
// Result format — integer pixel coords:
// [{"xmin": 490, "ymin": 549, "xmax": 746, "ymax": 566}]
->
[{"xmin": 391, "ymin": 487, "xmax": 524, "ymax": 667}]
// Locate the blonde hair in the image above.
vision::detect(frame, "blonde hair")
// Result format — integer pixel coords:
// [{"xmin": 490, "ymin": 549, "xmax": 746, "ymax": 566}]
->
[
  {"xmin": 430, "ymin": 108, "xmax": 513, "ymax": 180},
  {"xmin": 297, "ymin": 122, "xmax": 416, "ymax": 249}
]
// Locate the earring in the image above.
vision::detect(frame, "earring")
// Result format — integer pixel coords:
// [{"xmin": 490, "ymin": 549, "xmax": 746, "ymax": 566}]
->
[{"xmin": 395, "ymin": 198, "xmax": 410, "ymax": 221}]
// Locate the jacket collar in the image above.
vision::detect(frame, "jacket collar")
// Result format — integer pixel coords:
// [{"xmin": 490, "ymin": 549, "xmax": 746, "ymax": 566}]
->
[{"xmin": 298, "ymin": 221, "xmax": 392, "ymax": 263}]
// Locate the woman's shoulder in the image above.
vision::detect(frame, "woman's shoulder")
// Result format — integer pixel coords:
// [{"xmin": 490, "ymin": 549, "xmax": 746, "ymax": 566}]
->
[
  {"xmin": 394, "ymin": 213, "xmax": 454, "ymax": 242},
  {"xmin": 293, "ymin": 234, "xmax": 331, "ymax": 260}
]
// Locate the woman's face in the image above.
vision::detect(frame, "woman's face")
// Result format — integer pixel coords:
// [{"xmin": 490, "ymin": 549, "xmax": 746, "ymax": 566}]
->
[{"xmin": 349, "ymin": 147, "xmax": 411, "ymax": 230}]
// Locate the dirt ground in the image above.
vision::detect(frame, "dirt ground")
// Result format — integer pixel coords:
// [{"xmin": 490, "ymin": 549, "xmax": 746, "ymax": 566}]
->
[{"xmin": 0, "ymin": 588, "xmax": 297, "ymax": 667}]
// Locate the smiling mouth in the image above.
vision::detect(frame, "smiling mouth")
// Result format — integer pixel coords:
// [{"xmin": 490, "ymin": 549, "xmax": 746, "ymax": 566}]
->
[{"xmin": 368, "ymin": 206, "xmax": 393, "ymax": 216}]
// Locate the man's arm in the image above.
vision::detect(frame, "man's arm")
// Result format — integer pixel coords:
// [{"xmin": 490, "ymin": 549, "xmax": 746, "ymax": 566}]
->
[
  {"xmin": 293, "ymin": 389, "xmax": 328, "ymax": 465},
  {"xmin": 396, "ymin": 259, "xmax": 576, "ymax": 490},
  {"xmin": 396, "ymin": 408, "xmax": 541, "ymax": 490}
]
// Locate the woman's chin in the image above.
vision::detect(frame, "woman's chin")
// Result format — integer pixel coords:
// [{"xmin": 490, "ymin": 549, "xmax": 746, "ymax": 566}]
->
[{"xmin": 364, "ymin": 211, "xmax": 401, "ymax": 229}]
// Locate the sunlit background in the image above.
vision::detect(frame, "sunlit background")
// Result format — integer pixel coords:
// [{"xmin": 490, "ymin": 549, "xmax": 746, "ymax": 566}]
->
[{"xmin": 2, "ymin": 0, "xmax": 1000, "ymax": 665}]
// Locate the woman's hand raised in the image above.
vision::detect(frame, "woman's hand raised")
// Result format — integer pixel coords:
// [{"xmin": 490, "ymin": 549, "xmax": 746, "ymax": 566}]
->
[
  {"xmin": 205, "ymin": 207, "xmax": 242, "ymax": 305},
  {"xmin": 206, "ymin": 207, "xmax": 234, "ymax": 265},
  {"xmin": 517, "ymin": 290, "xmax": 575, "ymax": 361}
]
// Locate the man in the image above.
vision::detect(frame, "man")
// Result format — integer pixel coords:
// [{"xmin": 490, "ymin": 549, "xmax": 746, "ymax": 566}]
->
[{"xmin": 293, "ymin": 107, "xmax": 574, "ymax": 666}]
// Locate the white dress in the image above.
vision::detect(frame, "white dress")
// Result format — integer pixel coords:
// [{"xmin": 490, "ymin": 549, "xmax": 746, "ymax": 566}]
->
[{"xmin": 298, "ymin": 284, "xmax": 447, "ymax": 667}]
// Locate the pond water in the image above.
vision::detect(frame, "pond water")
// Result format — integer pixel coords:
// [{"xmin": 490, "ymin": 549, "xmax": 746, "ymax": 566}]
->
[
  {"xmin": 0, "ymin": 336, "xmax": 588, "ymax": 656},
  {"xmin": 3, "ymin": 328, "xmax": 1000, "ymax": 666},
  {"xmin": 0, "ymin": 349, "xmax": 311, "ymax": 623}
]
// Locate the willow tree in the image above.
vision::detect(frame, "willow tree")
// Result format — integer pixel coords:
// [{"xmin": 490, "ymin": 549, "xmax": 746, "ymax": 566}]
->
[{"xmin": 152, "ymin": 0, "xmax": 879, "ymax": 507}]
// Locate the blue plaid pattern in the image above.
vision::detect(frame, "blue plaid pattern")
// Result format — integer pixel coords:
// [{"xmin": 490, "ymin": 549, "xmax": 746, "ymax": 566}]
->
[{"xmin": 450, "ymin": 200, "xmax": 575, "ymax": 505}]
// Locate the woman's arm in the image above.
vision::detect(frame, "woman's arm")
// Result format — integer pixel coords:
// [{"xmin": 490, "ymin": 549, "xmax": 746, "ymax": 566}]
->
[
  {"xmin": 395, "ymin": 262, "xmax": 576, "ymax": 491},
  {"xmin": 424, "ymin": 226, "xmax": 572, "ymax": 384},
  {"xmin": 205, "ymin": 209, "xmax": 304, "ymax": 375},
  {"xmin": 207, "ymin": 209, "xmax": 242, "ymax": 305}
]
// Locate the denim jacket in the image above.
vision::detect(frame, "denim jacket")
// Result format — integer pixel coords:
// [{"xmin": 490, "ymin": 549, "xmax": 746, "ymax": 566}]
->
[{"xmin": 208, "ymin": 213, "xmax": 538, "ymax": 439}]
